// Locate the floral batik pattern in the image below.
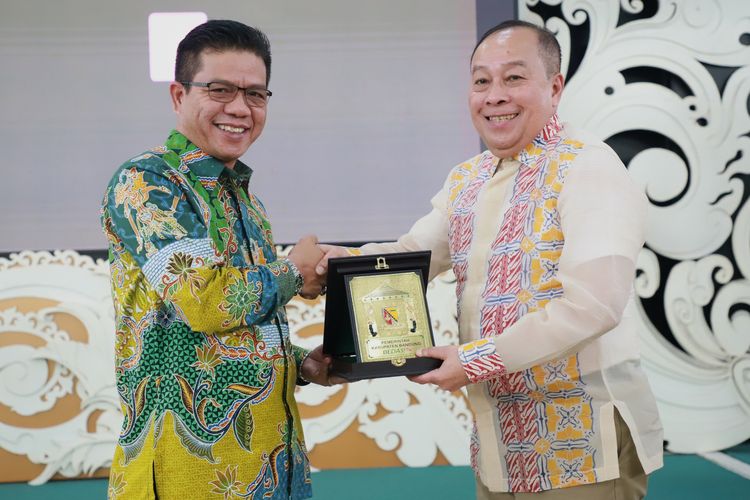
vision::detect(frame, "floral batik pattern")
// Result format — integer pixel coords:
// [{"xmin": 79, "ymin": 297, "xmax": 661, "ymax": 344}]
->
[{"xmin": 101, "ymin": 130, "xmax": 312, "ymax": 499}]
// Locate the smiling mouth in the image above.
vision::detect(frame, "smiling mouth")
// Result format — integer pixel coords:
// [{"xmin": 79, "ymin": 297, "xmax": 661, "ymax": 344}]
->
[
  {"xmin": 486, "ymin": 113, "xmax": 518, "ymax": 122},
  {"xmin": 217, "ymin": 124, "xmax": 247, "ymax": 133}
]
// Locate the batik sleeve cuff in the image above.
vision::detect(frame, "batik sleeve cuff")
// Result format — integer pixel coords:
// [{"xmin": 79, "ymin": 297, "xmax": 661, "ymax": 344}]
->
[
  {"xmin": 458, "ymin": 338, "xmax": 507, "ymax": 384},
  {"xmin": 269, "ymin": 259, "xmax": 298, "ymax": 306},
  {"xmin": 295, "ymin": 346, "xmax": 312, "ymax": 386}
]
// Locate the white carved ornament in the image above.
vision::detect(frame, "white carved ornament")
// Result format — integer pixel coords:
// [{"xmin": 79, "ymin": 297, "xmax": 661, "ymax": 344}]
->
[
  {"xmin": 0, "ymin": 251, "xmax": 121, "ymax": 484},
  {"xmin": 0, "ymin": 250, "xmax": 469, "ymax": 485},
  {"xmin": 521, "ymin": 0, "xmax": 750, "ymax": 452}
]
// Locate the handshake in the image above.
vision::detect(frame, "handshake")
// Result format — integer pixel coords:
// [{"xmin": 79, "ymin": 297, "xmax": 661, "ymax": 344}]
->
[{"xmin": 286, "ymin": 235, "xmax": 348, "ymax": 299}]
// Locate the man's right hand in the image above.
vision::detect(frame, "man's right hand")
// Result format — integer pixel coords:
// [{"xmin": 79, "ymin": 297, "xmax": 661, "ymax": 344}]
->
[
  {"xmin": 315, "ymin": 244, "xmax": 351, "ymax": 276},
  {"xmin": 288, "ymin": 235, "xmax": 325, "ymax": 299}
]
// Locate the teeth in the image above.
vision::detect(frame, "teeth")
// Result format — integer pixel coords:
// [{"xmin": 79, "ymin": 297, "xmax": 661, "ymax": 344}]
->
[
  {"xmin": 218, "ymin": 124, "xmax": 245, "ymax": 133},
  {"xmin": 488, "ymin": 114, "xmax": 517, "ymax": 122}
]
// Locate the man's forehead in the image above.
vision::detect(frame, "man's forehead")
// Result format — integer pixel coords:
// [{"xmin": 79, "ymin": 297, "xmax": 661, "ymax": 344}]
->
[
  {"xmin": 471, "ymin": 29, "xmax": 542, "ymax": 70},
  {"xmin": 197, "ymin": 48, "xmax": 260, "ymax": 64},
  {"xmin": 471, "ymin": 60, "xmax": 527, "ymax": 73},
  {"xmin": 483, "ymin": 26, "xmax": 538, "ymax": 45},
  {"xmin": 194, "ymin": 50, "xmax": 266, "ymax": 78},
  {"xmin": 473, "ymin": 27, "xmax": 539, "ymax": 57}
]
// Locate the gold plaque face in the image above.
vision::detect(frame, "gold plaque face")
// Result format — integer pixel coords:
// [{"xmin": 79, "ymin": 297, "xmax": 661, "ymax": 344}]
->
[{"xmin": 346, "ymin": 271, "xmax": 433, "ymax": 363}]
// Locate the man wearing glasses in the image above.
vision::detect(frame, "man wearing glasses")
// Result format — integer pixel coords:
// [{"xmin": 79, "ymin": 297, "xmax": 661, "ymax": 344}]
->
[{"xmin": 101, "ymin": 20, "xmax": 331, "ymax": 499}]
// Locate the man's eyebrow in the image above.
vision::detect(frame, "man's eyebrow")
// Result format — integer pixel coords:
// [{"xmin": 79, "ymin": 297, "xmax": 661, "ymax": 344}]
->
[
  {"xmin": 471, "ymin": 60, "xmax": 527, "ymax": 73},
  {"xmin": 210, "ymin": 79, "xmax": 267, "ymax": 90}
]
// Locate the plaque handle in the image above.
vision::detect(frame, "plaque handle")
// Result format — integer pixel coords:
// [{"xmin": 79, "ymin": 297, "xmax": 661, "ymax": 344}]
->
[{"xmin": 375, "ymin": 257, "xmax": 389, "ymax": 270}]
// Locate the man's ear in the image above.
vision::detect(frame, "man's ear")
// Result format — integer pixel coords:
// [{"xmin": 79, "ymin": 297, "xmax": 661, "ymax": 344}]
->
[
  {"xmin": 551, "ymin": 72, "xmax": 565, "ymax": 109},
  {"xmin": 169, "ymin": 81, "xmax": 185, "ymax": 113}
]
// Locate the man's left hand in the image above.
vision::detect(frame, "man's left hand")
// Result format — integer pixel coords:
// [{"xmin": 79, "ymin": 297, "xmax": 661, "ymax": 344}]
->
[
  {"xmin": 301, "ymin": 345, "xmax": 347, "ymax": 386},
  {"xmin": 408, "ymin": 345, "xmax": 470, "ymax": 392}
]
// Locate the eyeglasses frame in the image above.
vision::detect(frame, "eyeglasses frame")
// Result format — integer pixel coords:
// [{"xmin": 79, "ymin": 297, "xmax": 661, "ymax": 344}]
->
[{"xmin": 179, "ymin": 81, "xmax": 273, "ymax": 108}]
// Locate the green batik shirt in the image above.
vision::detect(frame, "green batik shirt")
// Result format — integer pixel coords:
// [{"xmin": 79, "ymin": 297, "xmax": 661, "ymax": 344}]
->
[{"xmin": 101, "ymin": 130, "xmax": 312, "ymax": 499}]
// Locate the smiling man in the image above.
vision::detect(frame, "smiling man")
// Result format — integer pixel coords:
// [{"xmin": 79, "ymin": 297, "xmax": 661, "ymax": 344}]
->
[
  {"xmin": 101, "ymin": 20, "xmax": 332, "ymax": 500},
  {"xmin": 318, "ymin": 20, "xmax": 663, "ymax": 499}
]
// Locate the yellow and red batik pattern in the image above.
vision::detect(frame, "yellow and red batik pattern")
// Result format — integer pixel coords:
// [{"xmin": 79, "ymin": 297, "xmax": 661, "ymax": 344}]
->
[{"xmin": 449, "ymin": 115, "xmax": 597, "ymax": 492}]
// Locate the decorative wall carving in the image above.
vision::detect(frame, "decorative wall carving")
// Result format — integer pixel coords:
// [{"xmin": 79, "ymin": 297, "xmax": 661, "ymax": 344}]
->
[
  {"xmin": 520, "ymin": 0, "xmax": 750, "ymax": 452},
  {"xmin": 0, "ymin": 250, "xmax": 468, "ymax": 484},
  {"xmin": 0, "ymin": 251, "xmax": 121, "ymax": 484}
]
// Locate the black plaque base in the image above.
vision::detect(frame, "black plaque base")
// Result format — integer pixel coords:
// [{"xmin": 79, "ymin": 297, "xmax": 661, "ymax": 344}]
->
[
  {"xmin": 331, "ymin": 355, "xmax": 441, "ymax": 382},
  {"xmin": 323, "ymin": 251, "xmax": 440, "ymax": 381}
]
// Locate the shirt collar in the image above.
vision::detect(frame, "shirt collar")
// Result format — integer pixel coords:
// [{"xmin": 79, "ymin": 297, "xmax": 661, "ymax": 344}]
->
[
  {"xmin": 164, "ymin": 129, "xmax": 253, "ymax": 182},
  {"xmin": 512, "ymin": 113, "xmax": 563, "ymax": 167}
]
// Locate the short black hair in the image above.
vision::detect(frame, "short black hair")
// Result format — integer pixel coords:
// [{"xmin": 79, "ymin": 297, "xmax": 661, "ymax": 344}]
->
[
  {"xmin": 472, "ymin": 20, "xmax": 561, "ymax": 78},
  {"xmin": 175, "ymin": 20, "xmax": 272, "ymax": 86}
]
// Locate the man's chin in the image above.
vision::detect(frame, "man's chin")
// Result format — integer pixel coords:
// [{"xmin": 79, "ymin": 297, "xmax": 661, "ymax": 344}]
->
[
  {"xmin": 485, "ymin": 140, "xmax": 524, "ymax": 159},
  {"xmin": 209, "ymin": 150, "xmax": 242, "ymax": 167},
  {"xmin": 215, "ymin": 144, "xmax": 251, "ymax": 162}
]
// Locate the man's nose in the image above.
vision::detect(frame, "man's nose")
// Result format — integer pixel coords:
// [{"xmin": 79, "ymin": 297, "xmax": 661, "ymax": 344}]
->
[
  {"xmin": 224, "ymin": 91, "xmax": 252, "ymax": 114},
  {"xmin": 485, "ymin": 82, "xmax": 509, "ymax": 104}
]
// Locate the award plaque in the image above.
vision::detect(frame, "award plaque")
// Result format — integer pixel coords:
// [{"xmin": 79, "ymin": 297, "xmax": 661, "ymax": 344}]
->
[{"xmin": 323, "ymin": 250, "xmax": 441, "ymax": 381}]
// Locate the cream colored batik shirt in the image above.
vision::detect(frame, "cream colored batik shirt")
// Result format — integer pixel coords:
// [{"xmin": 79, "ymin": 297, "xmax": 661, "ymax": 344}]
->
[{"xmin": 358, "ymin": 115, "xmax": 663, "ymax": 493}]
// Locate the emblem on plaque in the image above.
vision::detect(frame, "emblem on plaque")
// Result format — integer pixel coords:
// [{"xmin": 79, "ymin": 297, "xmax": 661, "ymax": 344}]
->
[
  {"xmin": 322, "ymin": 251, "xmax": 440, "ymax": 380},
  {"xmin": 349, "ymin": 274, "xmax": 430, "ymax": 364}
]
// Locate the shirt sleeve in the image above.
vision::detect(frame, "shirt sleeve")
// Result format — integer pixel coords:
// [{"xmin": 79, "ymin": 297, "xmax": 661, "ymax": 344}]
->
[
  {"xmin": 291, "ymin": 344, "xmax": 311, "ymax": 386},
  {"xmin": 101, "ymin": 164, "xmax": 298, "ymax": 334},
  {"xmin": 359, "ymin": 177, "xmax": 453, "ymax": 281},
  {"xmin": 458, "ymin": 146, "xmax": 648, "ymax": 380}
]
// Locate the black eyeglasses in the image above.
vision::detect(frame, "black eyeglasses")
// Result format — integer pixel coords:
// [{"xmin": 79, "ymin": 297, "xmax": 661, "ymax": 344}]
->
[{"xmin": 180, "ymin": 81, "xmax": 272, "ymax": 108}]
